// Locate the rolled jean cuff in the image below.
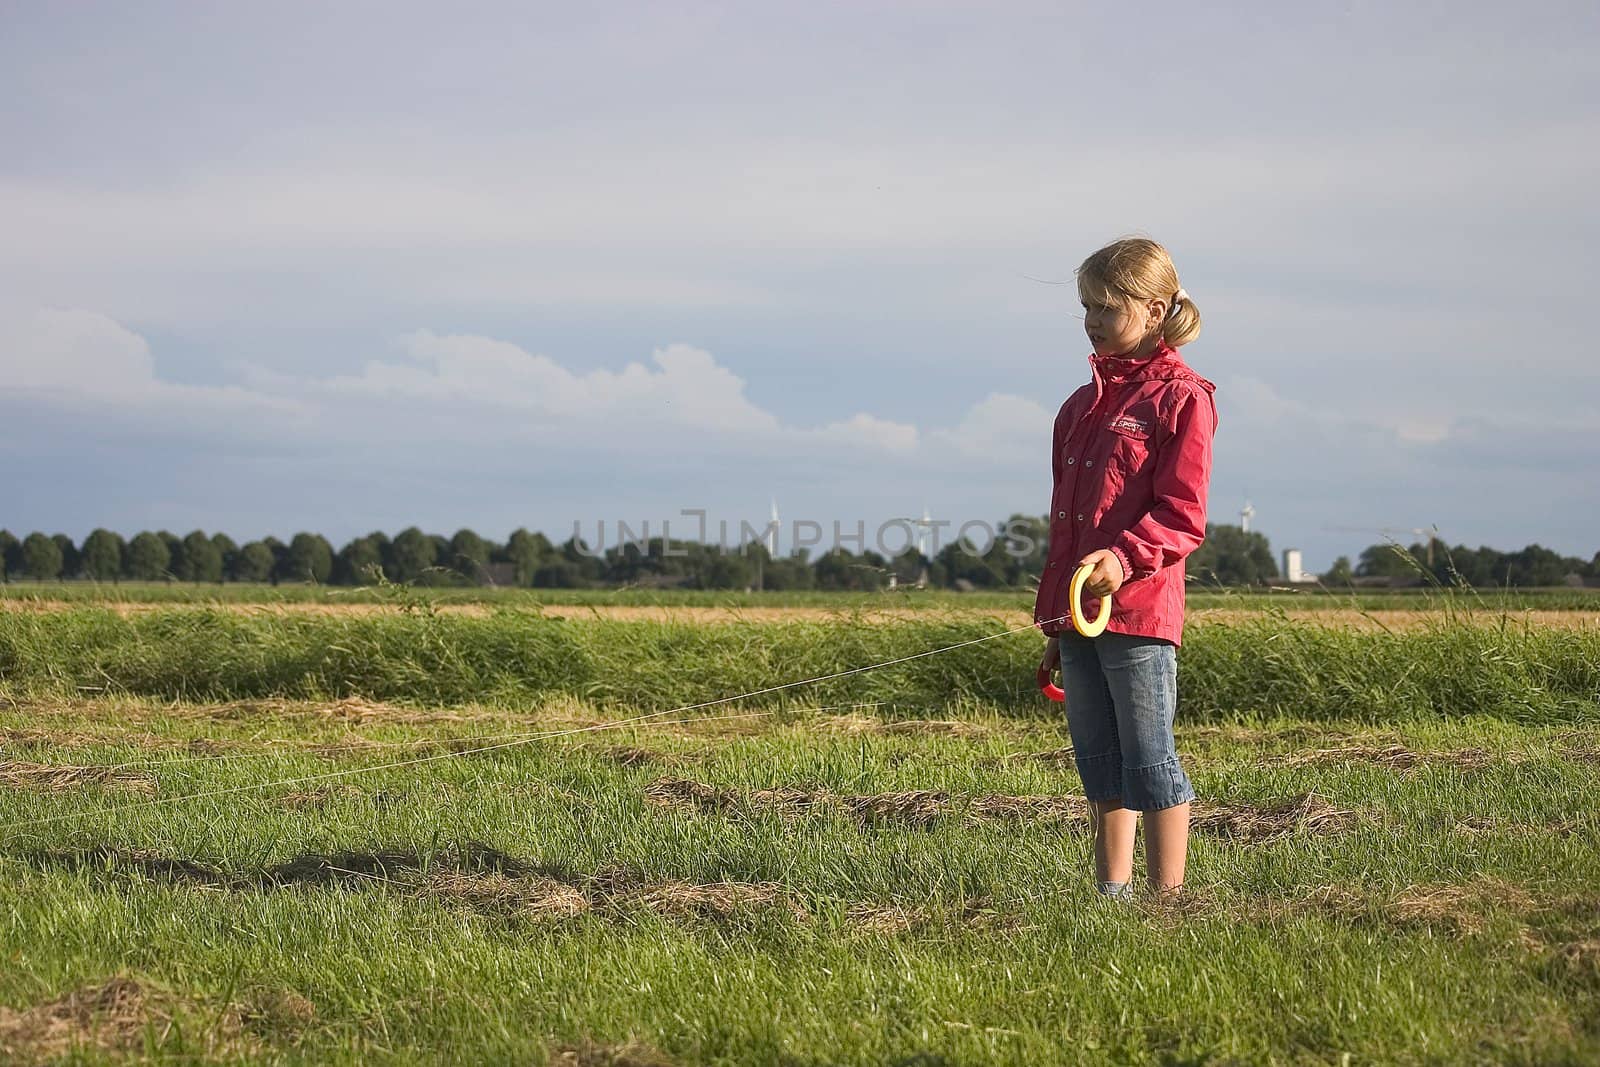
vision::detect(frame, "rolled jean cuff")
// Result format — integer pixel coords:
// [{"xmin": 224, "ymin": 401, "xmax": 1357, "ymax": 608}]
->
[
  {"xmin": 1122, "ymin": 757, "xmax": 1196, "ymax": 811},
  {"xmin": 1073, "ymin": 751, "xmax": 1124, "ymax": 803}
]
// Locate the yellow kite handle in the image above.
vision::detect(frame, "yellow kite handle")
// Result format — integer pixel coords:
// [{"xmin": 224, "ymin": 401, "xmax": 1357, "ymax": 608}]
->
[{"xmin": 1070, "ymin": 562, "xmax": 1113, "ymax": 638}]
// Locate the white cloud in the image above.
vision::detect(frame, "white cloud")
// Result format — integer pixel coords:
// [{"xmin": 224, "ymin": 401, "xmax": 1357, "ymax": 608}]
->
[
  {"xmin": 927, "ymin": 393, "xmax": 1054, "ymax": 462},
  {"xmin": 0, "ymin": 307, "xmax": 155, "ymax": 396},
  {"xmin": 0, "ymin": 306, "xmax": 303, "ymax": 422},
  {"xmin": 812, "ymin": 412, "xmax": 919, "ymax": 455}
]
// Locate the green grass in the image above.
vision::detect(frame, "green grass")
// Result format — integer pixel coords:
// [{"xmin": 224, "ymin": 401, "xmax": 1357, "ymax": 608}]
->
[
  {"xmin": 1, "ymin": 603, "xmax": 1596, "ymax": 1062},
  {"xmin": 4, "ymin": 578, "xmax": 1599, "ymax": 612},
  {"xmin": 1, "ymin": 606, "xmax": 1596, "ymax": 722},
  {"xmin": 1, "ymin": 694, "xmax": 1597, "ymax": 1064}
]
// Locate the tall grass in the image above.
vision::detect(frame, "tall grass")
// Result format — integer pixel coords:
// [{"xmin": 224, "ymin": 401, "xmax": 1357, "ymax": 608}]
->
[
  {"xmin": 1, "ymin": 604, "xmax": 1595, "ymax": 722},
  {"xmin": 3, "ymin": 578, "xmax": 1597, "ymax": 611}
]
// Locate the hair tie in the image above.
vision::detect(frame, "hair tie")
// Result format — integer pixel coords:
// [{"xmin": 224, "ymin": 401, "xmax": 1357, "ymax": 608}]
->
[{"xmin": 1168, "ymin": 288, "xmax": 1188, "ymax": 318}]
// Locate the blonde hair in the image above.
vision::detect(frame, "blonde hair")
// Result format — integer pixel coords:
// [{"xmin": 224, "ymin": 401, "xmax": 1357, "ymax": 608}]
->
[{"xmin": 1076, "ymin": 237, "xmax": 1201, "ymax": 348}]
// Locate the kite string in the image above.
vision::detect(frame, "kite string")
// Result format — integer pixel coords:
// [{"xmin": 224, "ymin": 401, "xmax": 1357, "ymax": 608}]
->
[{"xmin": 5, "ymin": 613, "xmax": 1067, "ymax": 833}]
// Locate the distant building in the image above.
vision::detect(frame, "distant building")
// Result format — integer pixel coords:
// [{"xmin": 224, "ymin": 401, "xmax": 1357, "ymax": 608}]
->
[{"xmin": 1282, "ymin": 549, "xmax": 1307, "ymax": 584}]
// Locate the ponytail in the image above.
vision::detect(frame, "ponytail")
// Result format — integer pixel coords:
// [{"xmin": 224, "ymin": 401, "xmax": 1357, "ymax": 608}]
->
[{"xmin": 1161, "ymin": 293, "xmax": 1201, "ymax": 348}]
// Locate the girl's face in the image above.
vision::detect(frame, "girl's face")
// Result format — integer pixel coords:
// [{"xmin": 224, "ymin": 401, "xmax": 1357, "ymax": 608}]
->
[{"xmin": 1082, "ymin": 295, "xmax": 1161, "ymax": 358}]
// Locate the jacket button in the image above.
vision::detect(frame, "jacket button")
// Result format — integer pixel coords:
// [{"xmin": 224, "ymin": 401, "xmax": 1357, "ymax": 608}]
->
[
  {"xmin": 1057, "ymin": 510, "xmax": 1066, "ymax": 519},
  {"xmin": 1076, "ymin": 513, "xmax": 1085, "ymax": 522},
  {"xmin": 1048, "ymin": 561, "xmax": 1057, "ymax": 568},
  {"xmin": 1066, "ymin": 457, "xmax": 1075, "ymax": 465},
  {"xmin": 1084, "ymin": 459, "xmax": 1094, "ymax": 467}
]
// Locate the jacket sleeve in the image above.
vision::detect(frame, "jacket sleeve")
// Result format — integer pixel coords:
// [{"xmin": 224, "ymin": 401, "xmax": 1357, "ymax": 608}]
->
[{"xmin": 1109, "ymin": 385, "xmax": 1216, "ymax": 583}]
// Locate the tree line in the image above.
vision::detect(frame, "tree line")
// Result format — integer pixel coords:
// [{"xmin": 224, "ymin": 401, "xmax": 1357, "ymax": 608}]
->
[{"xmin": 0, "ymin": 524, "xmax": 1593, "ymax": 590}]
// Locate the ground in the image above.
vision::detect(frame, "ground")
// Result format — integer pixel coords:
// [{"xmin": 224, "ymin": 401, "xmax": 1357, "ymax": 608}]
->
[{"xmin": 1, "ymin": 686, "xmax": 1597, "ymax": 1064}]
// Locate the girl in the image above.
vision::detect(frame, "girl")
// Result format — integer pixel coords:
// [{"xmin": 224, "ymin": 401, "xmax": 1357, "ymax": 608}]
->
[{"xmin": 1034, "ymin": 237, "xmax": 1216, "ymax": 899}]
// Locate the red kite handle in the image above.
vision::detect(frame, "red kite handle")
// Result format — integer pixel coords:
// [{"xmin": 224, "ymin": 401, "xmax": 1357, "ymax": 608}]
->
[{"xmin": 1037, "ymin": 664, "xmax": 1065, "ymax": 703}]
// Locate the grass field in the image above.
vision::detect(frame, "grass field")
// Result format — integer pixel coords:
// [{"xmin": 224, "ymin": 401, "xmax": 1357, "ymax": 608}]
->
[
  {"xmin": 1, "ymin": 593, "xmax": 1597, "ymax": 1064},
  {"xmin": 3, "ymin": 578, "xmax": 1599, "ymax": 614}
]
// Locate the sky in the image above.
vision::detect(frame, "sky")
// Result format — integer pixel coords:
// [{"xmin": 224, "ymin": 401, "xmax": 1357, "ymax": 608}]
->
[{"xmin": 4, "ymin": 0, "xmax": 1598, "ymax": 572}]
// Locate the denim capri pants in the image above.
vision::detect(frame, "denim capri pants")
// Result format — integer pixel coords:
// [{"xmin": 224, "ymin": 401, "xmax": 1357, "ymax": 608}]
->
[{"xmin": 1056, "ymin": 630, "xmax": 1196, "ymax": 811}]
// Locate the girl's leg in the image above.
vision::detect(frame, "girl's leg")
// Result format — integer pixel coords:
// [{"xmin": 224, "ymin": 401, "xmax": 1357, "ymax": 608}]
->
[
  {"xmin": 1095, "ymin": 633, "xmax": 1195, "ymax": 893},
  {"xmin": 1143, "ymin": 802, "xmax": 1190, "ymax": 893},
  {"xmin": 1090, "ymin": 800, "xmax": 1137, "ymax": 887},
  {"xmin": 1056, "ymin": 633, "xmax": 1134, "ymax": 887}
]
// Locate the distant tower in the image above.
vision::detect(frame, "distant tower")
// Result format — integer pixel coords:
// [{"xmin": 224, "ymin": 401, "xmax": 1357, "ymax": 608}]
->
[
  {"xmin": 767, "ymin": 497, "xmax": 779, "ymax": 556},
  {"xmin": 916, "ymin": 503, "xmax": 932, "ymax": 588},
  {"xmin": 1240, "ymin": 501, "xmax": 1255, "ymax": 534},
  {"xmin": 1282, "ymin": 548, "xmax": 1305, "ymax": 583}
]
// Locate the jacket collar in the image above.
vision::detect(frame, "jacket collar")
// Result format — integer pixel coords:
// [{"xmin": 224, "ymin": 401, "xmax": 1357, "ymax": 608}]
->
[{"xmin": 1089, "ymin": 339, "xmax": 1214, "ymax": 391}]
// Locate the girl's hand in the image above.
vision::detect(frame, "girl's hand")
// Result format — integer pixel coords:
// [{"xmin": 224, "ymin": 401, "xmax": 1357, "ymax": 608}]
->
[{"xmin": 1077, "ymin": 549, "xmax": 1126, "ymax": 599}]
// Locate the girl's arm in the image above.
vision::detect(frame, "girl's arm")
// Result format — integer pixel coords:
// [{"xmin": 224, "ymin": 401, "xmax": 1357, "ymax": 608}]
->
[{"xmin": 1108, "ymin": 386, "xmax": 1216, "ymax": 583}]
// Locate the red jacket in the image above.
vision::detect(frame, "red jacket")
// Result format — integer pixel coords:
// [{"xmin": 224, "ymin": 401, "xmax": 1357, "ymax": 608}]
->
[{"xmin": 1033, "ymin": 339, "xmax": 1217, "ymax": 646}]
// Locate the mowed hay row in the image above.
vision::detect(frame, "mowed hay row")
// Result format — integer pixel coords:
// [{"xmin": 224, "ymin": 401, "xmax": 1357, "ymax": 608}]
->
[
  {"xmin": 17, "ymin": 843, "xmax": 1022, "ymax": 934},
  {"xmin": 642, "ymin": 776, "xmax": 1361, "ymax": 842},
  {"xmin": 0, "ymin": 977, "xmax": 262, "ymax": 1065},
  {"xmin": 0, "ymin": 761, "xmax": 156, "ymax": 794},
  {"xmin": 4, "ymin": 607, "xmax": 1600, "ymax": 722}
]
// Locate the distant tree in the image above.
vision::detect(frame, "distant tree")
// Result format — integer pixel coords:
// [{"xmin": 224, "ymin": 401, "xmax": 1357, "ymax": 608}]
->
[
  {"xmin": 230, "ymin": 541, "xmax": 276, "ymax": 582},
  {"xmin": 813, "ymin": 548, "xmax": 888, "ymax": 591},
  {"xmin": 697, "ymin": 548, "xmax": 754, "ymax": 590},
  {"xmin": 1355, "ymin": 542, "xmax": 1422, "ymax": 580},
  {"xmin": 558, "ymin": 537, "xmax": 606, "ymax": 583},
  {"xmin": 261, "ymin": 537, "xmax": 288, "ymax": 585},
  {"xmin": 180, "ymin": 531, "xmax": 223, "ymax": 583},
  {"xmin": 532, "ymin": 560, "xmax": 585, "ymax": 588},
  {"xmin": 448, "ymin": 528, "xmax": 490, "ymax": 583},
  {"xmin": 282, "ymin": 533, "xmax": 334, "ymax": 584},
  {"xmin": 889, "ymin": 547, "xmax": 928, "ymax": 587},
  {"xmin": 335, "ymin": 536, "xmax": 385, "ymax": 585},
  {"xmin": 210, "ymin": 533, "xmax": 239, "ymax": 579},
  {"xmin": 21, "ymin": 533, "xmax": 64, "ymax": 580},
  {"xmin": 156, "ymin": 531, "xmax": 183, "ymax": 582},
  {"xmin": 126, "ymin": 532, "xmax": 171, "ymax": 580},
  {"xmin": 1188, "ymin": 524, "xmax": 1278, "ymax": 585},
  {"xmin": 360, "ymin": 531, "xmax": 392, "ymax": 579},
  {"xmin": 506, "ymin": 528, "xmax": 553, "ymax": 586},
  {"xmin": 762, "ymin": 551, "xmax": 815, "ymax": 591},
  {"xmin": 1503, "ymin": 544, "xmax": 1576, "ymax": 587},
  {"xmin": 1322, "ymin": 555, "xmax": 1353, "ymax": 585},
  {"xmin": 0, "ymin": 530, "xmax": 18, "ymax": 580},
  {"xmin": 424, "ymin": 535, "xmax": 453, "ymax": 583},
  {"xmin": 51, "ymin": 534, "xmax": 81, "ymax": 578},
  {"xmin": 81, "ymin": 529, "xmax": 127, "ymax": 582},
  {"xmin": 388, "ymin": 527, "xmax": 437, "ymax": 583}
]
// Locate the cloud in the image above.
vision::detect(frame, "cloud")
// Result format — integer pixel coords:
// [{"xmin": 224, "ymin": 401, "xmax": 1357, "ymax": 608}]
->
[
  {"xmin": 0, "ymin": 306, "xmax": 155, "ymax": 396},
  {"xmin": 0, "ymin": 306, "xmax": 303, "ymax": 424},
  {"xmin": 813, "ymin": 412, "xmax": 919, "ymax": 454},
  {"xmin": 927, "ymin": 393, "xmax": 1054, "ymax": 462},
  {"xmin": 0, "ymin": 309, "xmax": 942, "ymax": 462},
  {"xmin": 3, "ymin": 310, "xmax": 1595, "ymax": 564}
]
